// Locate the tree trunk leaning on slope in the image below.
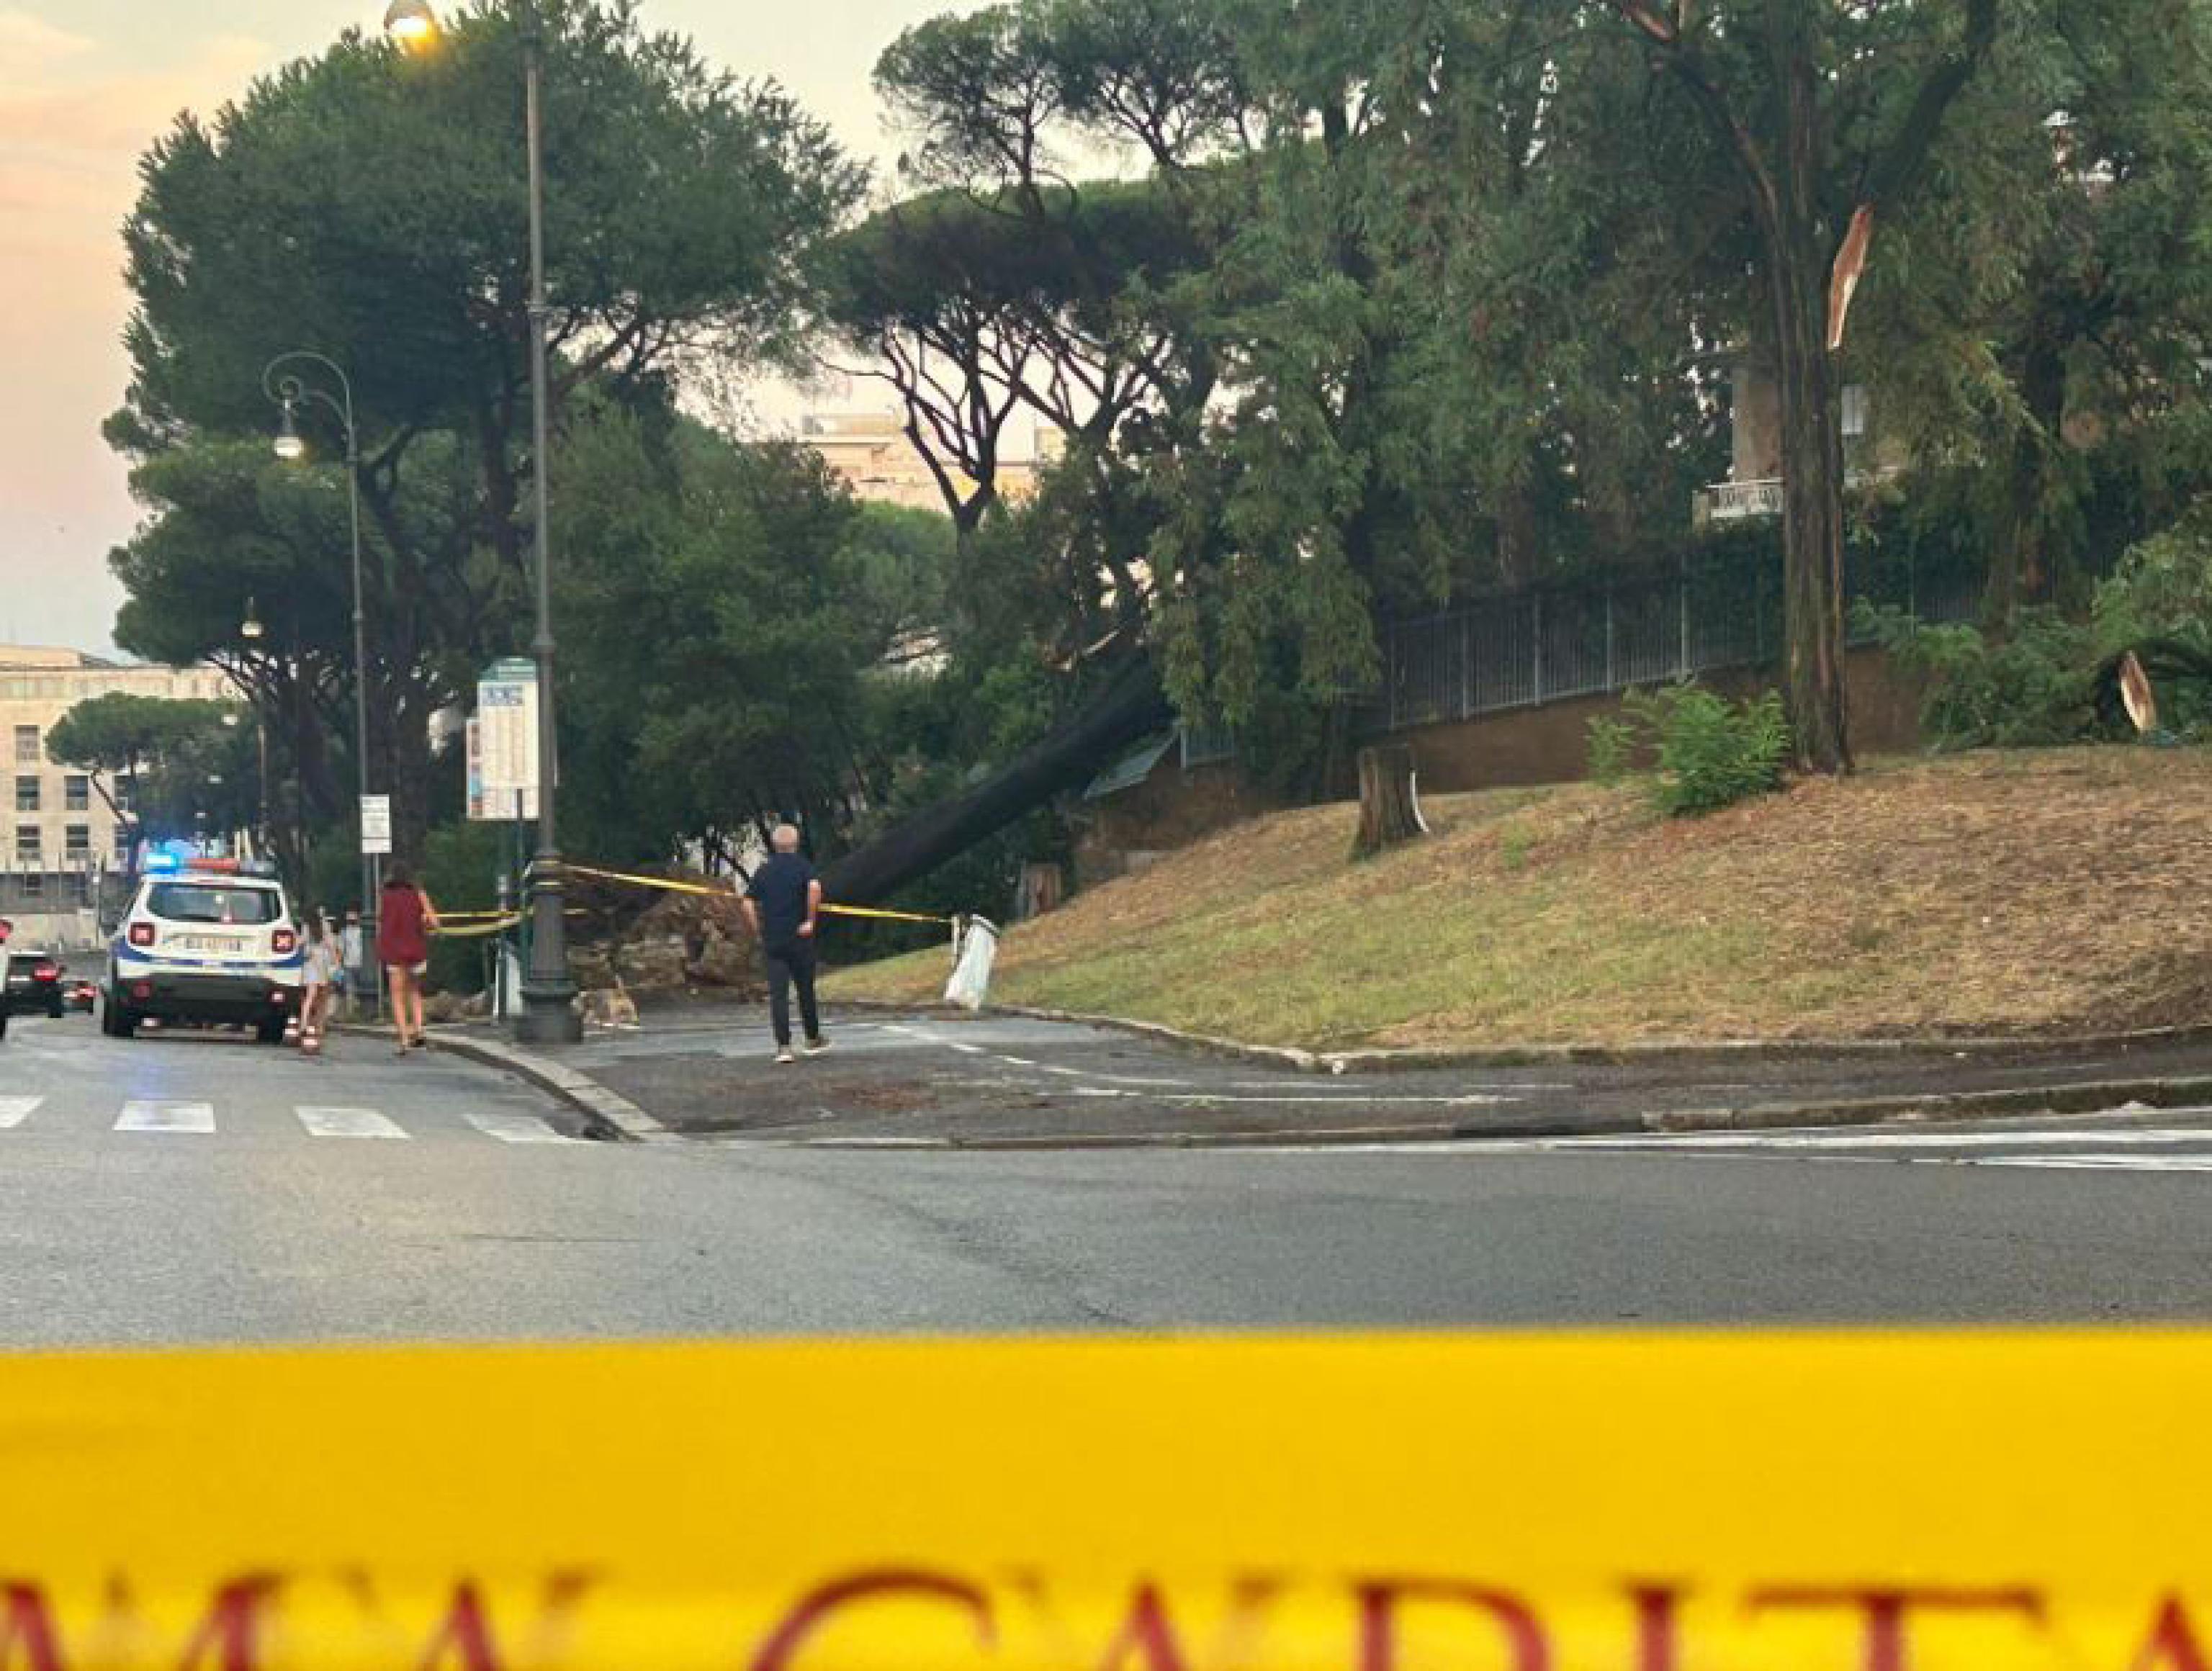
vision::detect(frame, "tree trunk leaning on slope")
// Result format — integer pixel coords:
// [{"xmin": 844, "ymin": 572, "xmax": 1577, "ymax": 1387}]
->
[{"xmin": 821, "ymin": 657, "xmax": 1172, "ymax": 909}]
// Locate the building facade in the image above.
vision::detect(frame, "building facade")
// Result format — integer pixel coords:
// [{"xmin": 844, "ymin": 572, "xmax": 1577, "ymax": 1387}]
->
[
  {"xmin": 797, "ymin": 409, "xmax": 1063, "ymax": 513},
  {"xmin": 0, "ymin": 648, "xmax": 233, "ymax": 950}
]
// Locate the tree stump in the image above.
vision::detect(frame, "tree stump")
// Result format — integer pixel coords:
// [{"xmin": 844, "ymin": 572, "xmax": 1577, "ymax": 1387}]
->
[
  {"xmin": 1017, "ymin": 862, "xmax": 1066, "ymax": 920},
  {"xmin": 1352, "ymin": 744, "xmax": 1428, "ymax": 860}
]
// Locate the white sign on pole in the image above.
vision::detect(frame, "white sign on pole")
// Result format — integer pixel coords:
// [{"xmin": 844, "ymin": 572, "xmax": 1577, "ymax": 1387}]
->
[
  {"xmin": 360, "ymin": 795, "xmax": 393, "ymax": 856},
  {"xmin": 465, "ymin": 715, "xmax": 486, "ymax": 822},
  {"xmin": 477, "ymin": 658, "xmax": 541, "ymax": 803}
]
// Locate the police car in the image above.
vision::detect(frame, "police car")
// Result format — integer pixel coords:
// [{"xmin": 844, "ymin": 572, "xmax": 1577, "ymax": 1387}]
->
[{"xmin": 103, "ymin": 857, "xmax": 304, "ymax": 1043}]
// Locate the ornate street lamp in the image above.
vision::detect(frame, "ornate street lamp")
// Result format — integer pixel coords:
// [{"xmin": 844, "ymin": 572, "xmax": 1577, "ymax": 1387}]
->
[
  {"xmin": 385, "ymin": 0, "xmax": 580, "ymax": 1043},
  {"xmin": 263, "ymin": 351, "xmax": 379, "ymax": 998}
]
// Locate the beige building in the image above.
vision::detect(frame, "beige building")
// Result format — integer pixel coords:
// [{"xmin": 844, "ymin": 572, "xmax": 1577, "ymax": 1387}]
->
[
  {"xmin": 799, "ymin": 409, "xmax": 1063, "ymax": 514},
  {"xmin": 0, "ymin": 648, "xmax": 233, "ymax": 950}
]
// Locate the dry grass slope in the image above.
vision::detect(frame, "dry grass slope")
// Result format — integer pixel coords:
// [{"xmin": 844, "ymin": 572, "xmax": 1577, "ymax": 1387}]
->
[{"xmin": 828, "ymin": 749, "xmax": 2212, "ymax": 1049}]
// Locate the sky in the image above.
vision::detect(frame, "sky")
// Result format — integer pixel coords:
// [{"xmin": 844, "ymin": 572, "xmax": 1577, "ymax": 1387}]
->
[{"xmin": 0, "ymin": 0, "xmax": 974, "ymax": 655}]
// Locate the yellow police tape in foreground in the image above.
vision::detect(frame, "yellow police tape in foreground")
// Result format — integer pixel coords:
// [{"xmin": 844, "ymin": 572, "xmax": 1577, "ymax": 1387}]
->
[{"xmin": 4, "ymin": 1331, "xmax": 2209, "ymax": 1668}]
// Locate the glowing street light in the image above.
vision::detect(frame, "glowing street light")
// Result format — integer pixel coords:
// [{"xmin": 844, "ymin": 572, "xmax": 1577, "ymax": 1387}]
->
[
  {"xmin": 273, "ymin": 404, "xmax": 307, "ymax": 463},
  {"xmin": 382, "ymin": 0, "xmax": 439, "ymax": 48}
]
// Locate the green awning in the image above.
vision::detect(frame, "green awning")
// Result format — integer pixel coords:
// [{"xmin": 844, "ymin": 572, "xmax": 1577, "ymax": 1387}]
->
[{"xmin": 1082, "ymin": 732, "xmax": 1177, "ymax": 801}]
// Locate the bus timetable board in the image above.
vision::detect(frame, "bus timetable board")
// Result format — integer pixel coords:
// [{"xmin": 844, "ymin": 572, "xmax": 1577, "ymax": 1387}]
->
[{"xmin": 475, "ymin": 659, "xmax": 540, "ymax": 821}]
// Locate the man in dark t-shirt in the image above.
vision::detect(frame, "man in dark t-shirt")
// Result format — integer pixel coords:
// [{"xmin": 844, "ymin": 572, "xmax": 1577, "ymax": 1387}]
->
[{"xmin": 742, "ymin": 825, "xmax": 828, "ymax": 1064}]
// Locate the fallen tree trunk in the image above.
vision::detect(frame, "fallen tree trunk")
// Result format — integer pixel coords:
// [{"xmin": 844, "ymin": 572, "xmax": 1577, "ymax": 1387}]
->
[{"xmin": 822, "ymin": 656, "xmax": 1173, "ymax": 907}]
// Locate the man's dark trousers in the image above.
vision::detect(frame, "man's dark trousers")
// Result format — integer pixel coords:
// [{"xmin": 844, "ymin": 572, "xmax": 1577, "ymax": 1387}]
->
[{"xmin": 765, "ymin": 939, "xmax": 822, "ymax": 1048}]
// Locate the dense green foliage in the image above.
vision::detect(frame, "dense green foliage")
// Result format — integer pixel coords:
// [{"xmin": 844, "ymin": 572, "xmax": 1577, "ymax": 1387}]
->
[
  {"xmin": 46, "ymin": 695, "xmax": 258, "ymax": 849},
  {"xmin": 1614, "ymin": 687, "xmax": 1794, "ymax": 818},
  {"xmin": 840, "ymin": 0, "xmax": 2212, "ymax": 784},
  {"xmin": 1863, "ymin": 503, "xmax": 2212, "ymax": 749},
  {"xmin": 108, "ymin": 0, "xmax": 860, "ymax": 865},
  {"xmin": 1858, "ymin": 605, "xmax": 2104, "ymax": 749}
]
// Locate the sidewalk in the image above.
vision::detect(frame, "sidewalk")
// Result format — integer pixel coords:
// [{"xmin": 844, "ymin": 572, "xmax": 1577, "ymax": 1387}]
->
[{"xmin": 425, "ymin": 1001, "xmax": 2212, "ymax": 1148}]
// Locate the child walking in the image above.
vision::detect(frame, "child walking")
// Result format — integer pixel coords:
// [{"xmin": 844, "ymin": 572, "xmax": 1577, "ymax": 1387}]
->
[{"xmin": 300, "ymin": 914, "xmax": 340, "ymax": 1060}]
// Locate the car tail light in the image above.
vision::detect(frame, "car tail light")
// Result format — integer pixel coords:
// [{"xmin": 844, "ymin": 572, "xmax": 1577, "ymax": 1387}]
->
[
  {"xmin": 127, "ymin": 924, "xmax": 155, "ymax": 949},
  {"xmin": 131, "ymin": 982, "xmax": 153, "ymax": 1001},
  {"xmin": 272, "ymin": 929, "xmax": 297, "ymax": 956},
  {"xmin": 32, "ymin": 962, "xmax": 55, "ymax": 983}
]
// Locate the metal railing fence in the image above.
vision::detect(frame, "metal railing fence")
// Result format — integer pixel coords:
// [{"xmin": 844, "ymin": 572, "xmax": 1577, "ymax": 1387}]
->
[{"xmin": 1370, "ymin": 544, "xmax": 1982, "ymax": 737}]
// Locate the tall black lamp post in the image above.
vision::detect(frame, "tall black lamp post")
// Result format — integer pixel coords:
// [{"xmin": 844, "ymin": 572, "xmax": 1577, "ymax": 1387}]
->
[{"xmin": 385, "ymin": 0, "xmax": 580, "ymax": 1042}]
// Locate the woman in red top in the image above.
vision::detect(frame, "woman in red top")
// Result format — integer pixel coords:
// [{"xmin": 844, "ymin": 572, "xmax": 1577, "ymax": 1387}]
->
[{"xmin": 377, "ymin": 868, "xmax": 439, "ymax": 1054}]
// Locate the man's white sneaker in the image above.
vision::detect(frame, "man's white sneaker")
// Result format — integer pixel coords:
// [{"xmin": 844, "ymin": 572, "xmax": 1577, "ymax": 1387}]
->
[
  {"xmin": 774, "ymin": 1048, "xmax": 796, "ymax": 1066},
  {"xmin": 804, "ymin": 1038, "xmax": 831, "ymax": 1058}
]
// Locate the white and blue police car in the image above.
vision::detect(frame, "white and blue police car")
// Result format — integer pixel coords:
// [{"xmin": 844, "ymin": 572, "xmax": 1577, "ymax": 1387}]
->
[{"xmin": 103, "ymin": 857, "xmax": 305, "ymax": 1044}]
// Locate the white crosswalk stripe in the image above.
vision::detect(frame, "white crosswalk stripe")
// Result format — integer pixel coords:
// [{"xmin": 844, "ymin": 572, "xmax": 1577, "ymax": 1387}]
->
[
  {"xmin": 461, "ymin": 1109, "xmax": 583, "ymax": 1145},
  {"xmin": 0, "ymin": 1099, "xmax": 583, "ymax": 1146},
  {"xmin": 116, "ymin": 1101, "xmax": 215, "ymax": 1135},
  {"xmin": 296, "ymin": 1106, "xmax": 409, "ymax": 1141}
]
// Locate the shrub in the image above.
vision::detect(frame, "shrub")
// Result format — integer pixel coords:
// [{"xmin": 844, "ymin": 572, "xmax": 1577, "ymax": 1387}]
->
[
  {"xmin": 2095, "ymin": 517, "xmax": 2212, "ymax": 737},
  {"xmin": 1855, "ymin": 602, "xmax": 2101, "ymax": 749},
  {"xmin": 1585, "ymin": 714, "xmax": 1636, "ymax": 786},
  {"xmin": 1622, "ymin": 685, "xmax": 1791, "ymax": 817}
]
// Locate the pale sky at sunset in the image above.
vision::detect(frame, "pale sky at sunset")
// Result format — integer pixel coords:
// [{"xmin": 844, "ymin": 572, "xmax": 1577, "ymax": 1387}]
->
[{"xmin": 0, "ymin": 1, "xmax": 974, "ymax": 654}]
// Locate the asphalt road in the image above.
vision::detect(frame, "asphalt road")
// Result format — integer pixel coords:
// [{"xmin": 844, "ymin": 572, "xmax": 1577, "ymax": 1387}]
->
[{"xmin": 6, "ymin": 1013, "xmax": 2212, "ymax": 1346}]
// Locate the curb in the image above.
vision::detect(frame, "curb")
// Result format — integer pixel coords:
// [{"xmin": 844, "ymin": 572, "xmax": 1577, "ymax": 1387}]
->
[
  {"xmin": 835, "ymin": 996, "xmax": 2212, "ymax": 1078},
  {"xmin": 795, "ymin": 1073, "xmax": 2212, "ymax": 1152},
  {"xmin": 351, "ymin": 1025, "xmax": 673, "ymax": 1145},
  {"xmin": 1642, "ymin": 1072, "xmax": 2212, "ymax": 1137}
]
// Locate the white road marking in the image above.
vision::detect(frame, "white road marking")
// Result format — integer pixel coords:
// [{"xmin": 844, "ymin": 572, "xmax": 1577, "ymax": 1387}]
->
[
  {"xmin": 297, "ymin": 1106, "xmax": 409, "ymax": 1141},
  {"xmin": 948, "ymin": 1042, "xmax": 989, "ymax": 1055},
  {"xmin": 997, "ymin": 1056, "xmax": 1039, "ymax": 1068},
  {"xmin": 1976, "ymin": 1156, "xmax": 2212, "ymax": 1173},
  {"xmin": 1067, "ymin": 1088, "xmax": 1514, "ymax": 1107},
  {"xmin": 1046, "ymin": 1067, "xmax": 1197, "ymax": 1087},
  {"xmin": 1552, "ymin": 1127, "xmax": 2212, "ymax": 1153},
  {"xmin": 0, "ymin": 1097, "xmax": 41, "ymax": 1129},
  {"xmin": 462, "ymin": 1109, "xmax": 582, "ymax": 1145},
  {"xmin": 116, "ymin": 1101, "xmax": 215, "ymax": 1135}
]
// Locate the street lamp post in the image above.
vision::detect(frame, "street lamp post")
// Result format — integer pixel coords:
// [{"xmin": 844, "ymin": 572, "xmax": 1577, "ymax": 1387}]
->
[
  {"xmin": 261, "ymin": 351, "xmax": 381, "ymax": 987},
  {"xmin": 238, "ymin": 599, "xmax": 271, "ymax": 857},
  {"xmin": 387, "ymin": 0, "xmax": 580, "ymax": 1043}
]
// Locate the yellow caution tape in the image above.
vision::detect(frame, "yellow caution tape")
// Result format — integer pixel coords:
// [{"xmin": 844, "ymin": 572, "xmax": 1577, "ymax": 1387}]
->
[
  {"xmin": 430, "ymin": 916, "xmax": 522, "ymax": 940},
  {"xmin": 819, "ymin": 902, "xmax": 958, "ymax": 927},
  {"xmin": 565, "ymin": 862, "xmax": 729, "ymax": 899},
  {"xmin": 1, "ymin": 1331, "xmax": 2210, "ymax": 1667},
  {"xmin": 565, "ymin": 861, "xmax": 955, "ymax": 927}
]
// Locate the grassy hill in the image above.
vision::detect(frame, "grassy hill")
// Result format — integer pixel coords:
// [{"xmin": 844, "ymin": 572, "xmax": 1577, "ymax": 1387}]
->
[{"xmin": 827, "ymin": 748, "xmax": 2212, "ymax": 1050}]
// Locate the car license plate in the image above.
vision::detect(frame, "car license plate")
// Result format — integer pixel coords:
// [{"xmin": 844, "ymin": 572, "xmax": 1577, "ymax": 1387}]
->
[{"xmin": 179, "ymin": 935, "xmax": 241, "ymax": 955}]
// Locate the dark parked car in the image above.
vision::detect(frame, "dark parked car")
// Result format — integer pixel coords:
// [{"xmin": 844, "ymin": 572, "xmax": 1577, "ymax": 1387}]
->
[
  {"xmin": 64, "ymin": 976, "xmax": 96, "ymax": 1014},
  {"xmin": 4, "ymin": 952, "xmax": 65, "ymax": 1020}
]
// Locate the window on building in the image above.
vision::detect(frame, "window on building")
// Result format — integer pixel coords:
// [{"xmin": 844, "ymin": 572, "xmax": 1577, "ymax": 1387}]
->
[
  {"xmin": 14, "ymin": 826, "xmax": 37, "ymax": 865},
  {"xmin": 64, "ymin": 775, "xmax": 89, "ymax": 813},
  {"xmin": 14, "ymin": 777, "xmax": 37, "ymax": 814},
  {"xmin": 64, "ymin": 825, "xmax": 89, "ymax": 860},
  {"xmin": 20, "ymin": 873, "xmax": 43, "ymax": 901},
  {"xmin": 113, "ymin": 824, "xmax": 135, "ymax": 862},
  {"xmin": 12, "ymin": 726, "xmax": 37, "ymax": 765},
  {"xmin": 69, "ymin": 873, "xmax": 91, "ymax": 906},
  {"xmin": 115, "ymin": 780, "xmax": 136, "ymax": 813},
  {"xmin": 1841, "ymin": 384, "xmax": 1869, "ymax": 440}
]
